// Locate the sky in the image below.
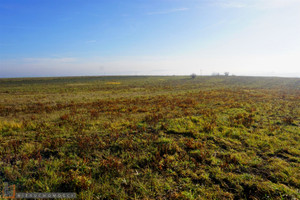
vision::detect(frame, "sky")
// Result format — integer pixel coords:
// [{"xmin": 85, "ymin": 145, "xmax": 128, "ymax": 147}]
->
[{"xmin": 0, "ymin": 0, "xmax": 300, "ymax": 78}]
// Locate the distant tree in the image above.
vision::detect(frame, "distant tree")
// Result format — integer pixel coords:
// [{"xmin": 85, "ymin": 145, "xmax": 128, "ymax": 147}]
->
[
  {"xmin": 191, "ymin": 73, "xmax": 197, "ymax": 79},
  {"xmin": 224, "ymin": 72, "xmax": 229, "ymax": 76},
  {"xmin": 212, "ymin": 72, "xmax": 220, "ymax": 76}
]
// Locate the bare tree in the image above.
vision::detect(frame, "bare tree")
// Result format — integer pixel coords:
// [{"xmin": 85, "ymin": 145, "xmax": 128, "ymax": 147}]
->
[{"xmin": 224, "ymin": 72, "xmax": 229, "ymax": 76}]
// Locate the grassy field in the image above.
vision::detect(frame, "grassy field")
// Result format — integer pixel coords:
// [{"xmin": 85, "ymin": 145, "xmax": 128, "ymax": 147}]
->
[{"xmin": 0, "ymin": 76, "xmax": 299, "ymax": 199}]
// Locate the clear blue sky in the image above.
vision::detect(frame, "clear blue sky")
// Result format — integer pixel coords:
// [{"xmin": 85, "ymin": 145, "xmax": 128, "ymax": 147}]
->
[{"xmin": 1, "ymin": 0, "xmax": 300, "ymax": 77}]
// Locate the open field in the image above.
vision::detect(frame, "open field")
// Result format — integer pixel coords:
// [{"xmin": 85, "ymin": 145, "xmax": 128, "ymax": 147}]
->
[{"xmin": 0, "ymin": 76, "xmax": 299, "ymax": 199}]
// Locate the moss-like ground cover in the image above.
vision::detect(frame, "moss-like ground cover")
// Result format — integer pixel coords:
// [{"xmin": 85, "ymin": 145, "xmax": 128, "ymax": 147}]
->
[{"xmin": 0, "ymin": 76, "xmax": 299, "ymax": 199}]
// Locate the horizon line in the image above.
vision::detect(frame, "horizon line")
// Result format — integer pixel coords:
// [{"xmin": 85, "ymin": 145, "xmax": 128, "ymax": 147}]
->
[{"xmin": 0, "ymin": 74, "xmax": 299, "ymax": 80}]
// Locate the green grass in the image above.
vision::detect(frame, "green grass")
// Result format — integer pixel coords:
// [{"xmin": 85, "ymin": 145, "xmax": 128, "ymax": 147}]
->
[{"xmin": 0, "ymin": 76, "xmax": 299, "ymax": 199}]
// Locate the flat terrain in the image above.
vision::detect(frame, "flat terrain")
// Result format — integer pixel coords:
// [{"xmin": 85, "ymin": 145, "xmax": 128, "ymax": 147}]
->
[{"xmin": 0, "ymin": 76, "xmax": 299, "ymax": 199}]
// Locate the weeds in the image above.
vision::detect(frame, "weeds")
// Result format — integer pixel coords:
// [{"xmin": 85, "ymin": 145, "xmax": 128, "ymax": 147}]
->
[{"xmin": 0, "ymin": 76, "xmax": 299, "ymax": 199}]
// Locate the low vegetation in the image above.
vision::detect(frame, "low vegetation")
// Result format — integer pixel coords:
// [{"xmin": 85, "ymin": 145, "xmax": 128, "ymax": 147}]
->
[{"xmin": 0, "ymin": 76, "xmax": 299, "ymax": 199}]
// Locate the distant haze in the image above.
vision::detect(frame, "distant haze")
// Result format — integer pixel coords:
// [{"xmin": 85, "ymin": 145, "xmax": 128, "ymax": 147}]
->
[{"xmin": 1, "ymin": 0, "xmax": 300, "ymax": 78}]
